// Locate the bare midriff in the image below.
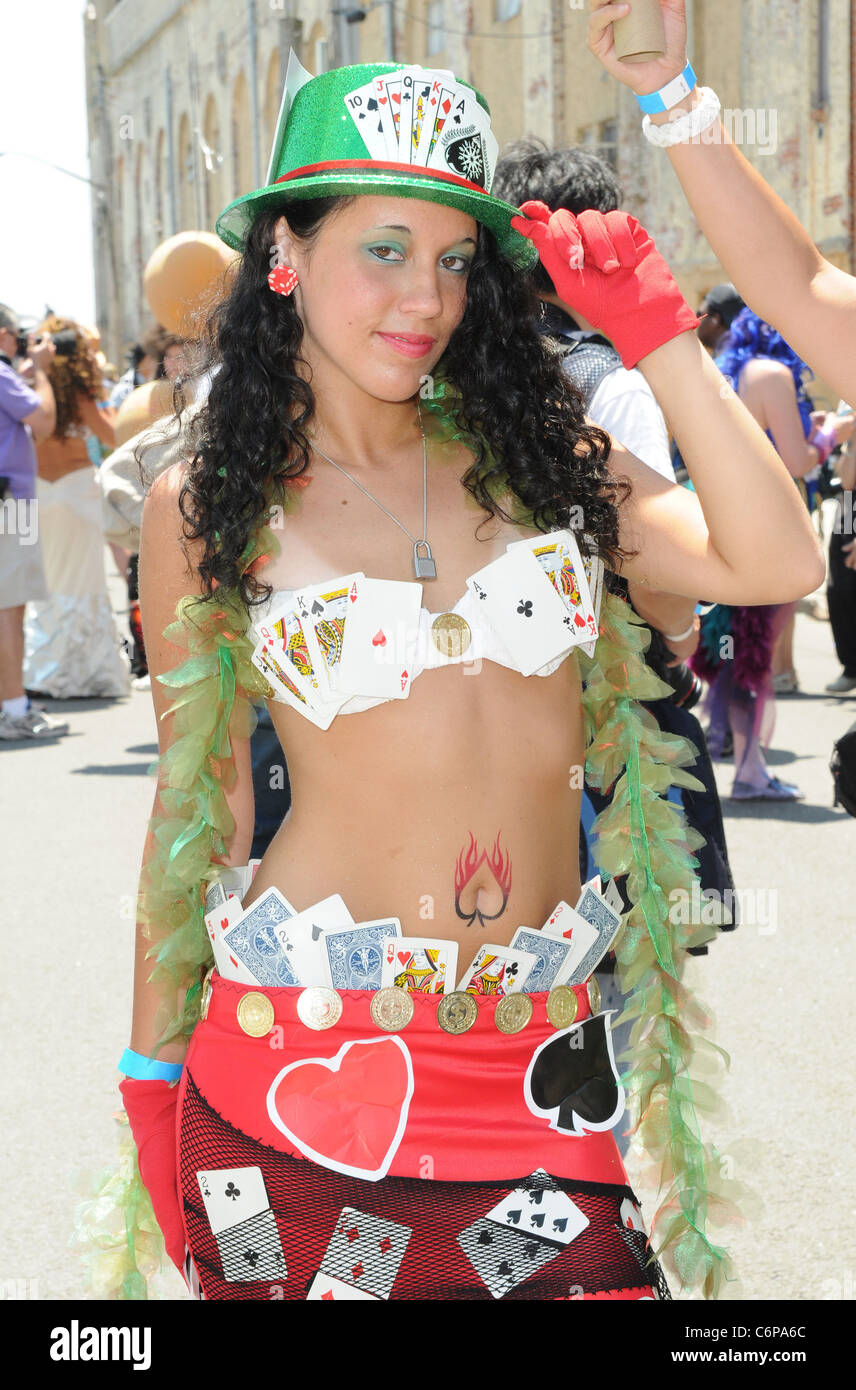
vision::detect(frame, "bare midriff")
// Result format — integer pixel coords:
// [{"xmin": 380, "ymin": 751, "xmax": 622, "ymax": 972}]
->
[{"xmin": 241, "ymin": 433, "xmax": 588, "ymax": 979}]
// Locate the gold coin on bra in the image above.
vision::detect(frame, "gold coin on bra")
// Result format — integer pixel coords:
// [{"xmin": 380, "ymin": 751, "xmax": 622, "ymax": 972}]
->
[
  {"xmin": 236, "ymin": 991, "xmax": 275, "ymax": 1038},
  {"xmin": 370, "ymin": 986, "xmax": 414, "ymax": 1032},
  {"xmin": 431, "ymin": 612, "xmax": 472, "ymax": 658},
  {"xmin": 546, "ymin": 984, "xmax": 578, "ymax": 1030},
  {"xmin": 587, "ymin": 977, "xmax": 602, "ymax": 1015},
  {"xmin": 297, "ymin": 985, "xmax": 343, "ymax": 1031},
  {"xmin": 437, "ymin": 990, "xmax": 479, "ymax": 1034},
  {"xmin": 494, "ymin": 992, "xmax": 534, "ymax": 1035}
]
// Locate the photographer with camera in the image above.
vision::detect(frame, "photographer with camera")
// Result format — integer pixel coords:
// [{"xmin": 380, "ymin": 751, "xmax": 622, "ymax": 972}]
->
[{"xmin": 0, "ymin": 302, "xmax": 71, "ymax": 740}]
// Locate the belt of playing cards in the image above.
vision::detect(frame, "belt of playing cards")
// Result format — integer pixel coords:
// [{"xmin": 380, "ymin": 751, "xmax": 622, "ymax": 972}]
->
[
  {"xmin": 185, "ymin": 971, "xmax": 627, "ymax": 1187},
  {"xmin": 204, "ymin": 870, "xmax": 626, "ymax": 1001}
]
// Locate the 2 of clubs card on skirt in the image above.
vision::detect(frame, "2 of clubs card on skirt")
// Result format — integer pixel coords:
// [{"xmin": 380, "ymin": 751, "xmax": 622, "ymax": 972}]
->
[{"xmin": 197, "ymin": 1166, "xmax": 287, "ymax": 1283}]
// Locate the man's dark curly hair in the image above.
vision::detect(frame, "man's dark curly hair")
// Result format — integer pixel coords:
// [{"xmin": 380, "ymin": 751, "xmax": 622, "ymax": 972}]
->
[
  {"xmin": 493, "ymin": 139, "xmax": 623, "ymax": 297},
  {"xmin": 166, "ymin": 195, "xmax": 635, "ymax": 610}
]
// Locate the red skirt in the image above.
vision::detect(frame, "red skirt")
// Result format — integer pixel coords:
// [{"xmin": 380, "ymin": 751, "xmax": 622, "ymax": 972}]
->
[{"xmin": 176, "ymin": 973, "xmax": 670, "ymax": 1301}]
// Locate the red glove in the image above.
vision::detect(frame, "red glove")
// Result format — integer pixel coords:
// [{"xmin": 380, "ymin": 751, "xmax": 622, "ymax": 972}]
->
[
  {"xmin": 510, "ymin": 202, "xmax": 699, "ymax": 370},
  {"xmin": 120, "ymin": 1077, "xmax": 186, "ymax": 1276}
]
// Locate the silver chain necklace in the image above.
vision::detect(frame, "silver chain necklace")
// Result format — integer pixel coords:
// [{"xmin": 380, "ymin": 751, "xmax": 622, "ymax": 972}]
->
[{"xmin": 308, "ymin": 399, "xmax": 436, "ymax": 580}]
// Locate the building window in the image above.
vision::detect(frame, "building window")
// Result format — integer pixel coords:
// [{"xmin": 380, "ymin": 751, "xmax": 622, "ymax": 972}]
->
[
  {"xmin": 599, "ymin": 119, "xmax": 618, "ymax": 171},
  {"xmin": 815, "ymin": 0, "xmax": 830, "ymax": 108},
  {"xmin": 427, "ymin": 1, "xmax": 444, "ymax": 54},
  {"xmin": 495, "ymin": 0, "xmax": 521, "ymax": 21}
]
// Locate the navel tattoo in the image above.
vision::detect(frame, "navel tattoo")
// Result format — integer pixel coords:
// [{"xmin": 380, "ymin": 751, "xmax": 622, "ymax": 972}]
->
[{"xmin": 454, "ymin": 831, "xmax": 512, "ymax": 929}]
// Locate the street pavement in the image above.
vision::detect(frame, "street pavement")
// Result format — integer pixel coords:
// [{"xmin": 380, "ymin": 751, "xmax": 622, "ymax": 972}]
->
[{"xmin": 1, "ymin": 532, "xmax": 853, "ymax": 1302}]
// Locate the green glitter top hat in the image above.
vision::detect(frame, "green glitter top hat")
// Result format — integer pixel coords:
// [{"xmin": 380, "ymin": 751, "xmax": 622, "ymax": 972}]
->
[{"xmin": 215, "ymin": 52, "xmax": 538, "ymax": 271}]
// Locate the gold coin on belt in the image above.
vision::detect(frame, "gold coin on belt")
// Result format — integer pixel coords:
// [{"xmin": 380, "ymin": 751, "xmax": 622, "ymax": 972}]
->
[
  {"xmin": 494, "ymin": 992, "xmax": 533, "ymax": 1035},
  {"xmin": 437, "ymin": 990, "xmax": 479, "ymax": 1034},
  {"xmin": 370, "ymin": 986, "xmax": 414, "ymax": 1032},
  {"xmin": 587, "ymin": 977, "xmax": 602, "ymax": 1015},
  {"xmin": 546, "ymin": 984, "xmax": 578, "ymax": 1030},
  {"xmin": 431, "ymin": 612, "xmax": 472, "ymax": 658},
  {"xmin": 199, "ymin": 966, "xmax": 214, "ymax": 1021},
  {"xmin": 297, "ymin": 985, "xmax": 343, "ymax": 1031},
  {"xmin": 236, "ymin": 991, "xmax": 275, "ymax": 1038}
]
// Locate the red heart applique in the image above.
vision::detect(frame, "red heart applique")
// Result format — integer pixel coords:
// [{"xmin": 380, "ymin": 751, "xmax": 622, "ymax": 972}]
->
[
  {"xmin": 574, "ymin": 612, "xmax": 586, "ymax": 628},
  {"xmin": 372, "ymin": 629, "xmax": 387, "ymax": 647},
  {"xmin": 397, "ymin": 950, "xmax": 411, "ymax": 965},
  {"xmin": 266, "ymin": 1037, "xmax": 414, "ymax": 1180}
]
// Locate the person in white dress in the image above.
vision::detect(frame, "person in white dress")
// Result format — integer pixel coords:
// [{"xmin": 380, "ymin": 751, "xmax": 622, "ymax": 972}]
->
[{"xmin": 22, "ymin": 317, "xmax": 130, "ymax": 698}]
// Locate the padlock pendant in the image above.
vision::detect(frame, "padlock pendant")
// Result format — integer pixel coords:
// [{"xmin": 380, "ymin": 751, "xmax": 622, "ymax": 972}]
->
[{"xmin": 413, "ymin": 539, "xmax": 436, "ymax": 580}]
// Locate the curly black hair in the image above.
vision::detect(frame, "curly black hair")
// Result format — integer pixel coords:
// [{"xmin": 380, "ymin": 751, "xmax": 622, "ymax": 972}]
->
[
  {"xmin": 493, "ymin": 140, "xmax": 623, "ymax": 297},
  {"xmin": 163, "ymin": 196, "xmax": 635, "ymax": 611}
]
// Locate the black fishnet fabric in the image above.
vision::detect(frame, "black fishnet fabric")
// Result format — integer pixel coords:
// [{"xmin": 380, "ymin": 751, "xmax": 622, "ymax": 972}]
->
[{"xmin": 179, "ymin": 1073, "xmax": 671, "ymax": 1301}]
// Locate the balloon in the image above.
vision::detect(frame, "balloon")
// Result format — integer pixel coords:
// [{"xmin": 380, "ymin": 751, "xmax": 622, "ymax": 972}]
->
[
  {"xmin": 114, "ymin": 380, "xmax": 175, "ymax": 445},
  {"xmin": 143, "ymin": 231, "xmax": 237, "ymax": 337}
]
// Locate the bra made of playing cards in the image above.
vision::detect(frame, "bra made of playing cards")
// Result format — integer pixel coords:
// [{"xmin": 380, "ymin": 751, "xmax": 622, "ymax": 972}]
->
[{"xmin": 248, "ymin": 529, "xmax": 605, "ymax": 728}]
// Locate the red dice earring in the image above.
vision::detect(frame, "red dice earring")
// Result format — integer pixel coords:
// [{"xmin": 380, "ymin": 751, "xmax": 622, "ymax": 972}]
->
[{"xmin": 267, "ymin": 265, "xmax": 298, "ymax": 296}]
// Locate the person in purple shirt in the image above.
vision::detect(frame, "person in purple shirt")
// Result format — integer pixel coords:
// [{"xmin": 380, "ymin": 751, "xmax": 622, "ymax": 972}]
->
[{"xmin": 0, "ymin": 302, "xmax": 69, "ymax": 739}]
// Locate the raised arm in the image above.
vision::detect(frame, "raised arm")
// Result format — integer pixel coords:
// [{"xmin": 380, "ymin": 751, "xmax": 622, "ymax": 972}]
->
[
  {"xmin": 78, "ymin": 390, "xmax": 118, "ymax": 450},
  {"xmin": 511, "ymin": 203, "xmax": 825, "ymax": 604},
  {"xmin": 605, "ymin": 334, "xmax": 824, "ymax": 601},
  {"xmin": 587, "ymin": 0, "xmax": 856, "ymax": 403}
]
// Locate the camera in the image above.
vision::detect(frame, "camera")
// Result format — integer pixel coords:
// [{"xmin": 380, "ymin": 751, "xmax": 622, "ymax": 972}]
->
[{"xmin": 14, "ymin": 328, "xmax": 77, "ymax": 359}]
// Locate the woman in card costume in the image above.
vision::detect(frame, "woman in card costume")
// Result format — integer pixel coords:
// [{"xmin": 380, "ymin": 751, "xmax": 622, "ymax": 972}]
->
[{"xmin": 75, "ymin": 58, "xmax": 822, "ymax": 1302}]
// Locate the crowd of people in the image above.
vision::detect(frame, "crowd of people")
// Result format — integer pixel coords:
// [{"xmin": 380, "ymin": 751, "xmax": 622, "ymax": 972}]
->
[{"xmin": 0, "ymin": 315, "xmax": 189, "ymax": 736}]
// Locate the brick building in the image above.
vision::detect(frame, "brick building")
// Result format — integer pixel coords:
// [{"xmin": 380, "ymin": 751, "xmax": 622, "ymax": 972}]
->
[{"xmin": 85, "ymin": 1, "xmax": 853, "ymax": 402}]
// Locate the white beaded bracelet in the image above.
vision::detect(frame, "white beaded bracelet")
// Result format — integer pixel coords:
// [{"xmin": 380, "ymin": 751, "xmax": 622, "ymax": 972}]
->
[{"xmin": 642, "ymin": 86, "xmax": 722, "ymax": 148}]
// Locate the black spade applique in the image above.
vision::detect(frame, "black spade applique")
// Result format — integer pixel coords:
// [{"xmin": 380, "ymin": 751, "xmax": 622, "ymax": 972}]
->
[
  {"xmin": 444, "ymin": 133, "xmax": 488, "ymax": 187},
  {"xmin": 524, "ymin": 1014, "xmax": 624, "ymax": 1136}
]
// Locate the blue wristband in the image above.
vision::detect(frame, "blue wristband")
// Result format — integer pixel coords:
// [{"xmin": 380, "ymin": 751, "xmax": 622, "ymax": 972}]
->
[
  {"xmin": 635, "ymin": 62, "xmax": 697, "ymax": 114},
  {"xmin": 118, "ymin": 1047, "xmax": 184, "ymax": 1083}
]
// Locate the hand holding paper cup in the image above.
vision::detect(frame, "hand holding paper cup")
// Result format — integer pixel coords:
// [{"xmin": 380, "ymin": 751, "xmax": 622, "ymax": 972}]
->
[
  {"xmin": 588, "ymin": 1, "xmax": 689, "ymax": 92},
  {"xmin": 612, "ymin": 0, "xmax": 666, "ymax": 62}
]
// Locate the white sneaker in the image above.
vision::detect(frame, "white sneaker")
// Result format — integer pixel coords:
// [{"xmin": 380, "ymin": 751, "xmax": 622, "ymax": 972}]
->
[
  {"xmin": 0, "ymin": 705, "xmax": 70, "ymax": 740},
  {"xmin": 825, "ymin": 672, "xmax": 856, "ymax": 694},
  {"xmin": 132, "ymin": 673, "xmax": 151, "ymax": 691}
]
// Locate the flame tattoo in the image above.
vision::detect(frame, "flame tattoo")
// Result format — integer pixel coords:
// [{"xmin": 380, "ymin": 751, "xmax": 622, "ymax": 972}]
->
[{"xmin": 454, "ymin": 831, "xmax": 513, "ymax": 928}]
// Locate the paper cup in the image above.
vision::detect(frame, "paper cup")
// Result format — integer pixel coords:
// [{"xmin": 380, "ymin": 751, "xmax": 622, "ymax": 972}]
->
[{"xmin": 613, "ymin": 0, "xmax": 666, "ymax": 63}]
